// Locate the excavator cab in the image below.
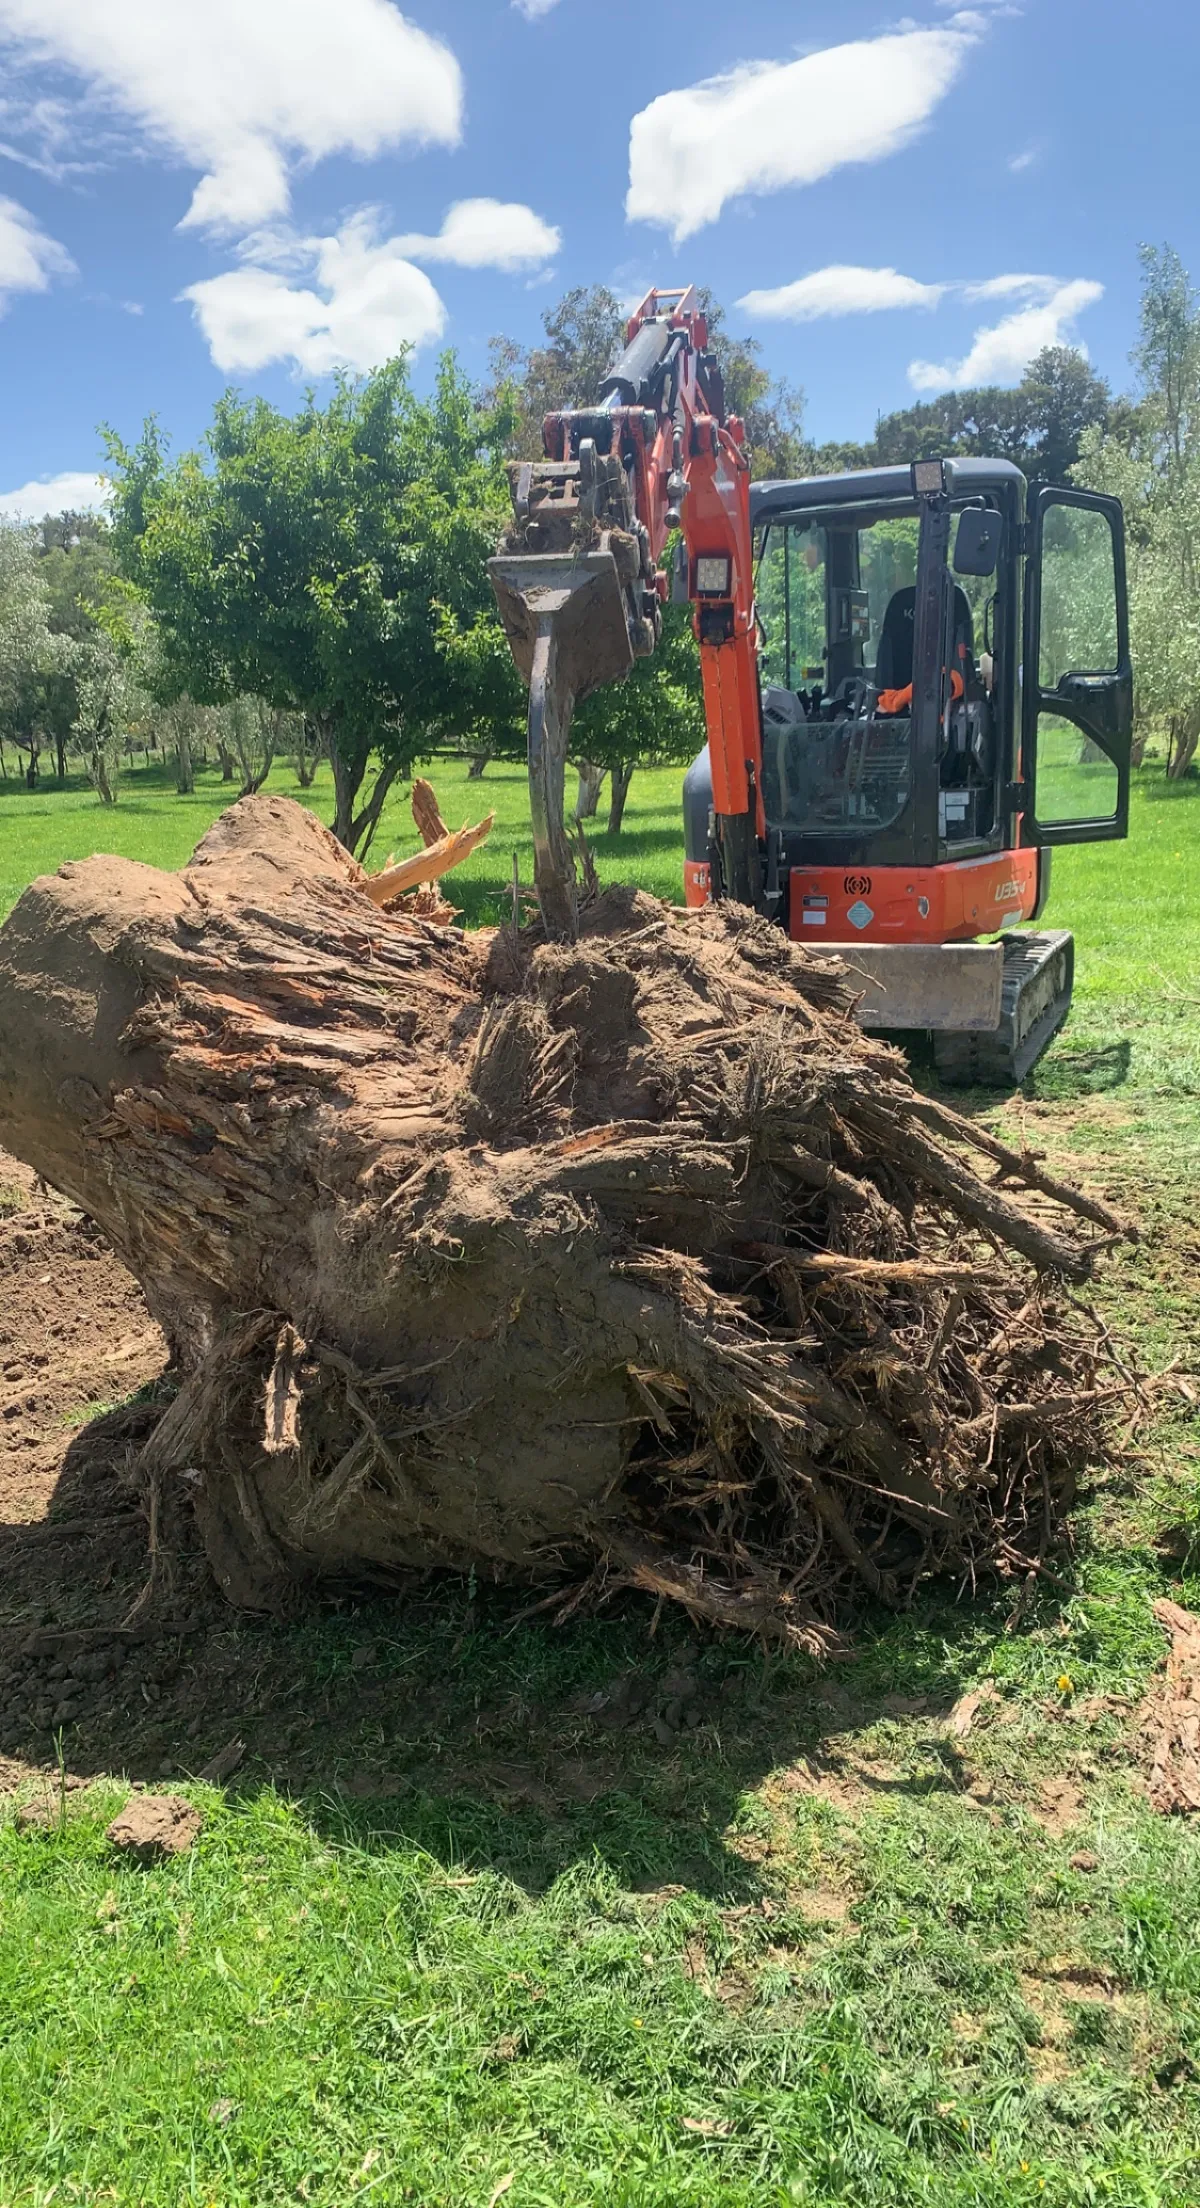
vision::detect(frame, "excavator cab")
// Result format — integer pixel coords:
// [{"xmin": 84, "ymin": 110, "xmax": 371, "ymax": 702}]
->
[
  {"xmin": 683, "ymin": 458, "xmax": 1133, "ymax": 1081},
  {"xmin": 489, "ymin": 281, "xmax": 1133, "ymax": 1088}
]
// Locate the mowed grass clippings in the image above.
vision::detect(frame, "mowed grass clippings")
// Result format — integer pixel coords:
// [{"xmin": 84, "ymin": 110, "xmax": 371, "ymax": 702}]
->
[{"xmin": 0, "ymin": 756, "xmax": 1199, "ymax": 2203}]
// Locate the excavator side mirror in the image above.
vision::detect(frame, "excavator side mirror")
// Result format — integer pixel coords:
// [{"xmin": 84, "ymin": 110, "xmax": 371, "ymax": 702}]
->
[{"xmin": 953, "ymin": 507, "xmax": 1003, "ymax": 577}]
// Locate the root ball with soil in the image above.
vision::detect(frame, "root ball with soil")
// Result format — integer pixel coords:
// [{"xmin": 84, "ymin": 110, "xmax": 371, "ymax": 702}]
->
[{"xmin": 0, "ymin": 796, "xmax": 1132, "ymax": 1644}]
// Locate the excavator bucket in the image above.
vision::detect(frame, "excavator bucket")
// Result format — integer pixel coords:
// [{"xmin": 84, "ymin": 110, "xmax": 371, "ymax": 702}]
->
[
  {"xmin": 489, "ymin": 456, "xmax": 655, "ymax": 940},
  {"xmin": 489, "ymin": 545, "xmax": 635, "ymax": 941}
]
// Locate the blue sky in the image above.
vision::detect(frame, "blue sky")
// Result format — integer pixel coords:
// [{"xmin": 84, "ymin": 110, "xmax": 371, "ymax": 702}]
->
[{"xmin": 0, "ymin": 0, "xmax": 1191, "ymax": 515}]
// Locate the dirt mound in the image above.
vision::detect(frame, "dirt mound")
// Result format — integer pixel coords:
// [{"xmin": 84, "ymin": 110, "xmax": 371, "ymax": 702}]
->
[
  {"xmin": 0, "ymin": 1157, "xmax": 165, "ymax": 1522},
  {"xmin": 106, "ymin": 1792, "xmax": 202, "ymax": 1857},
  {"xmin": 0, "ymin": 796, "xmax": 1131, "ymax": 1644}
]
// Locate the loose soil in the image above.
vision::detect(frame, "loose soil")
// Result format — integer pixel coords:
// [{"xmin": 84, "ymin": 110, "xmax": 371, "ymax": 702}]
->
[{"xmin": 0, "ymin": 1156, "xmax": 164, "ymax": 1521}]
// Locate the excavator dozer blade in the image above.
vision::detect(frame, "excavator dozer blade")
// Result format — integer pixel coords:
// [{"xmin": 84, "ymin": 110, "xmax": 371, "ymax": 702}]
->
[{"xmin": 489, "ymin": 545, "xmax": 635, "ymax": 941}]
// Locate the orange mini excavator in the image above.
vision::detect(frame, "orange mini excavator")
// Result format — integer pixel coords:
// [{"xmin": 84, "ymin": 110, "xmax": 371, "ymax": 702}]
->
[{"xmin": 490, "ymin": 286, "xmax": 1133, "ymax": 1083}]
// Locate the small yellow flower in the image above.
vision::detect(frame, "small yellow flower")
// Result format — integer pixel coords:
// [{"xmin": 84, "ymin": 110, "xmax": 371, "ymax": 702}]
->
[
  {"xmin": 633, "ymin": 2018, "xmax": 643, "ymax": 2028},
  {"xmin": 1056, "ymin": 1673, "xmax": 1074, "ymax": 1695},
  {"xmin": 1021, "ymin": 2162, "xmax": 1030, "ymax": 2174}
]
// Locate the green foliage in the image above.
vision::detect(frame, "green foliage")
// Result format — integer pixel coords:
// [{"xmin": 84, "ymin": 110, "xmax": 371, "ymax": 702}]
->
[
  {"xmin": 487, "ymin": 284, "xmax": 627, "ymax": 454},
  {"xmin": 569, "ymin": 601, "xmax": 705, "ymax": 776},
  {"xmin": 819, "ymin": 348, "xmax": 1118, "ymax": 487},
  {"xmin": 104, "ymin": 355, "xmax": 511, "ymax": 851},
  {"xmin": 0, "ymin": 519, "xmax": 129, "ymax": 792},
  {"xmin": 1074, "ymin": 245, "xmax": 1200, "ymax": 775},
  {"xmin": 695, "ymin": 289, "xmax": 810, "ymax": 481}
]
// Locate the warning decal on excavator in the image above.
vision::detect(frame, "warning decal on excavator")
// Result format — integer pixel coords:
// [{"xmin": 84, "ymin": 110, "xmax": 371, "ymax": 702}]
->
[{"xmin": 846, "ymin": 900, "xmax": 875, "ymax": 930}]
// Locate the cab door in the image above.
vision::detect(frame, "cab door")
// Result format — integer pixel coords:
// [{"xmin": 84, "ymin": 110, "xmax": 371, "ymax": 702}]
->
[{"xmin": 1021, "ymin": 486, "xmax": 1133, "ymax": 843}]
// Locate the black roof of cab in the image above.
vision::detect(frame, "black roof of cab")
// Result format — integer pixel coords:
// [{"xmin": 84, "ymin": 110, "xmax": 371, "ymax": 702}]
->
[{"xmin": 749, "ymin": 457, "xmax": 1027, "ymax": 529}]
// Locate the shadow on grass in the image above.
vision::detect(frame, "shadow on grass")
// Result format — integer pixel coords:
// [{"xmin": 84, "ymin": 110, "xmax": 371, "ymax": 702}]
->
[
  {"xmin": 1026, "ymin": 1037, "xmax": 1133, "ymax": 1099},
  {"xmin": 0, "ymin": 1400, "xmax": 1061, "ymax": 1901}
]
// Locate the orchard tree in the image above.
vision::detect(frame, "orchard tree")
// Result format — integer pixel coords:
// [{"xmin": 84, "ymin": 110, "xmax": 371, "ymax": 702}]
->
[
  {"xmin": 1076, "ymin": 244, "xmax": 1200, "ymax": 775},
  {"xmin": 568, "ymin": 600, "xmax": 706, "ymax": 833},
  {"xmin": 0, "ymin": 522, "xmax": 62, "ymax": 786},
  {"xmin": 105, "ymin": 356, "xmax": 511, "ymax": 854},
  {"xmin": 861, "ymin": 348, "xmax": 1115, "ymax": 485}
]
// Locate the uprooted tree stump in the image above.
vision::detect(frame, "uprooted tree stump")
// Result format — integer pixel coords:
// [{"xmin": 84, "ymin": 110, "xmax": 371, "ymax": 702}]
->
[{"xmin": 0, "ymin": 796, "xmax": 1134, "ymax": 1647}]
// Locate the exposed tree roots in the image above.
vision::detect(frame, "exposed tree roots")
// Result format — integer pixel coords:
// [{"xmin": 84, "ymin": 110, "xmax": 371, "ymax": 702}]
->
[{"xmin": 0, "ymin": 796, "xmax": 1135, "ymax": 1646}]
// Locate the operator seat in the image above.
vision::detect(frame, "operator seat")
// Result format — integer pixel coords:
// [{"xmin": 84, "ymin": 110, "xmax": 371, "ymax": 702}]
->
[
  {"xmin": 760, "ymin": 684, "xmax": 808, "ymax": 824},
  {"xmin": 873, "ymin": 584, "xmax": 975, "ymax": 694}
]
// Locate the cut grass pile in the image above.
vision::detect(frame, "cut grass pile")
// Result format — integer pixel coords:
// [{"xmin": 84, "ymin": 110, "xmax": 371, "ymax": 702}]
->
[{"xmin": 1, "ymin": 753, "xmax": 1199, "ymax": 2205}]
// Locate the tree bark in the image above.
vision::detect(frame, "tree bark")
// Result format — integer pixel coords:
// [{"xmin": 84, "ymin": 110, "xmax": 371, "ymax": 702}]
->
[
  {"xmin": 217, "ymin": 743, "xmax": 235, "ymax": 783},
  {"xmin": 1167, "ymin": 706, "xmax": 1200, "ymax": 781},
  {"xmin": 327, "ymin": 718, "xmax": 396, "ymax": 854},
  {"xmin": 0, "ymin": 796, "xmax": 1117, "ymax": 1632},
  {"xmin": 574, "ymin": 759, "xmax": 605, "ymax": 820},
  {"xmin": 607, "ymin": 762, "xmax": 635, "ymax": 834},
  {"xmin": 467, "ymin": 752, "xmax": 491, "ymax": 780},
  {"xmin": 291, "ymin": 719, "xmax": 324, "ymax": 789}
]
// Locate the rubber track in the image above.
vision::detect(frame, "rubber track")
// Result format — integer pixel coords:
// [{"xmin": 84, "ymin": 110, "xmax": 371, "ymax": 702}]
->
[{"xmin": 933, "ymin": 930, "xmax": 1075, "ymax": 1088}]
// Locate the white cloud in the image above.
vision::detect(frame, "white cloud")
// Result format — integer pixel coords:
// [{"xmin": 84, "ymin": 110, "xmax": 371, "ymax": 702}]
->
[
  {"xmin": 0, "ymin": 468, "xmax": 106, "ymax": 519},
  {"xmin": 393, "ymin": 198, "xmax": 560, "ymax": 271},
  {"xmin": 0, "ymin": 0, "xmax": 463, "ymax": 232},
  {"xmin": 1008, "ymin": 146, "xmax": 1038, "ymax": 173},
  {"xmin": 182, "ymin": 215, "xmax": 446, "ymax": 375},
  {"xmin": 512, "ymin": 0, "xmax": 562, "ymax": 16},
  {"xmin": 727, "ymin": 258, "xmax": 1104, "ymax": 395},
  {"xmin": 961, "ymin": 272, "xmax": 1057, "ymax": 303},
  {"xmin": 739, "ymin": 266, "xmax": 948, "ymax": 321},
  {"xmin": 183, "ymin": 197, "xmax": 561, "ymax": 376},
  {"xmin": 908, "ymin": 278, "xmax": 1104, "ymax": 391},
  {"xmin": 0, "ymin": 192, "xmax": 73, "ymax": 308},
  {"xmin": 626, "ymin": 21, "xmax": 982, "ymax": 243}
]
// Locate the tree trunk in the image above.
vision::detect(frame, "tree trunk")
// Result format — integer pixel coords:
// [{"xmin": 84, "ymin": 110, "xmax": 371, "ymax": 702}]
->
[
  {"xmin": 238, "ymin": 743, "xmax": 274, "ymax": 797},
  {"xmin": 467, "ymin": 752, "xmax": 491, "ymax": 780},
  {"xmin": 607, "ymin": 763, "xmax": 635, "ymax": 835},
  {"xmin": 327, "ymin": 721, "xmax": 368, "ymax": 849},
  {"xmin": 1167, "ymin": 707, "xmax": 1200, "ymax": 781},
  {"xmin": 292, "ymin": 719, "xmax": 323, "ymax": 789},
  {"xmin": 218, "ymin": 744, "xmax": 235, "ymax": 783},
  {"xmin": 89, "ymin": 745, "xmax": 117, "ymax": 805},
  {"xmin": 174, "ymin": 742, "xmax": 195, "ymax": 796},
  {"xmin": 55, "ymin": 733, "xmax": 67, "ymax": 784},
  {"xmin": 574, "ymin": 760, "xmax": 605, "ymax": 820},
  {"xmin": 0, "ymin": 795, "xmax": 1121, "ymax": 1632},
  {"xmin": 328, "ymin": 723, "xmax": 400, "ymax": 859}
]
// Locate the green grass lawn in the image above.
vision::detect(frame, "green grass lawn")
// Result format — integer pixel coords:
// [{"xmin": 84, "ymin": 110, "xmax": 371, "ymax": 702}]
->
[
  {"xmin": 0, "ymin": 752, "xmax": 686, "ymax": 933},
  {"xmin": 2, "ymin": 755, "xmax": 1200, "ymax": 2206}
]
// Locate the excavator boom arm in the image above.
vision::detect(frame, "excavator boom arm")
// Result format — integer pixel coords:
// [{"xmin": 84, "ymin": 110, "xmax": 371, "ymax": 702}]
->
[{"xmin": 488, "ymin": 285, "xmax": 764, "ymax": 935}]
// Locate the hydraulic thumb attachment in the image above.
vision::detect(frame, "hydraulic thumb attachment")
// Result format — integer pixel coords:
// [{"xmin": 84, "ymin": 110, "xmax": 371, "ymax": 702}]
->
[{"xmin": 488, "ymin": 451, "xmax": 660, "ymax": 940}]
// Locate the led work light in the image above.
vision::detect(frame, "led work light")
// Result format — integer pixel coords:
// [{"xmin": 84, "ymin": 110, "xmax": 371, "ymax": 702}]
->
[
  {"xmin": 694, "ymin": 555, "xmax": 732, "ymax": 596},
  {"xmin": 911, "ymin": 459, "xmax": 948, "ymax": 498}
]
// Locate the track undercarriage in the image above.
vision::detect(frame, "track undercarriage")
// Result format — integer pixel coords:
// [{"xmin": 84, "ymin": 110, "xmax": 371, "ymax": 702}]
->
[{"xmin": 933, "ymin": 930, "xmax": 1075, "ymax": 1087}]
